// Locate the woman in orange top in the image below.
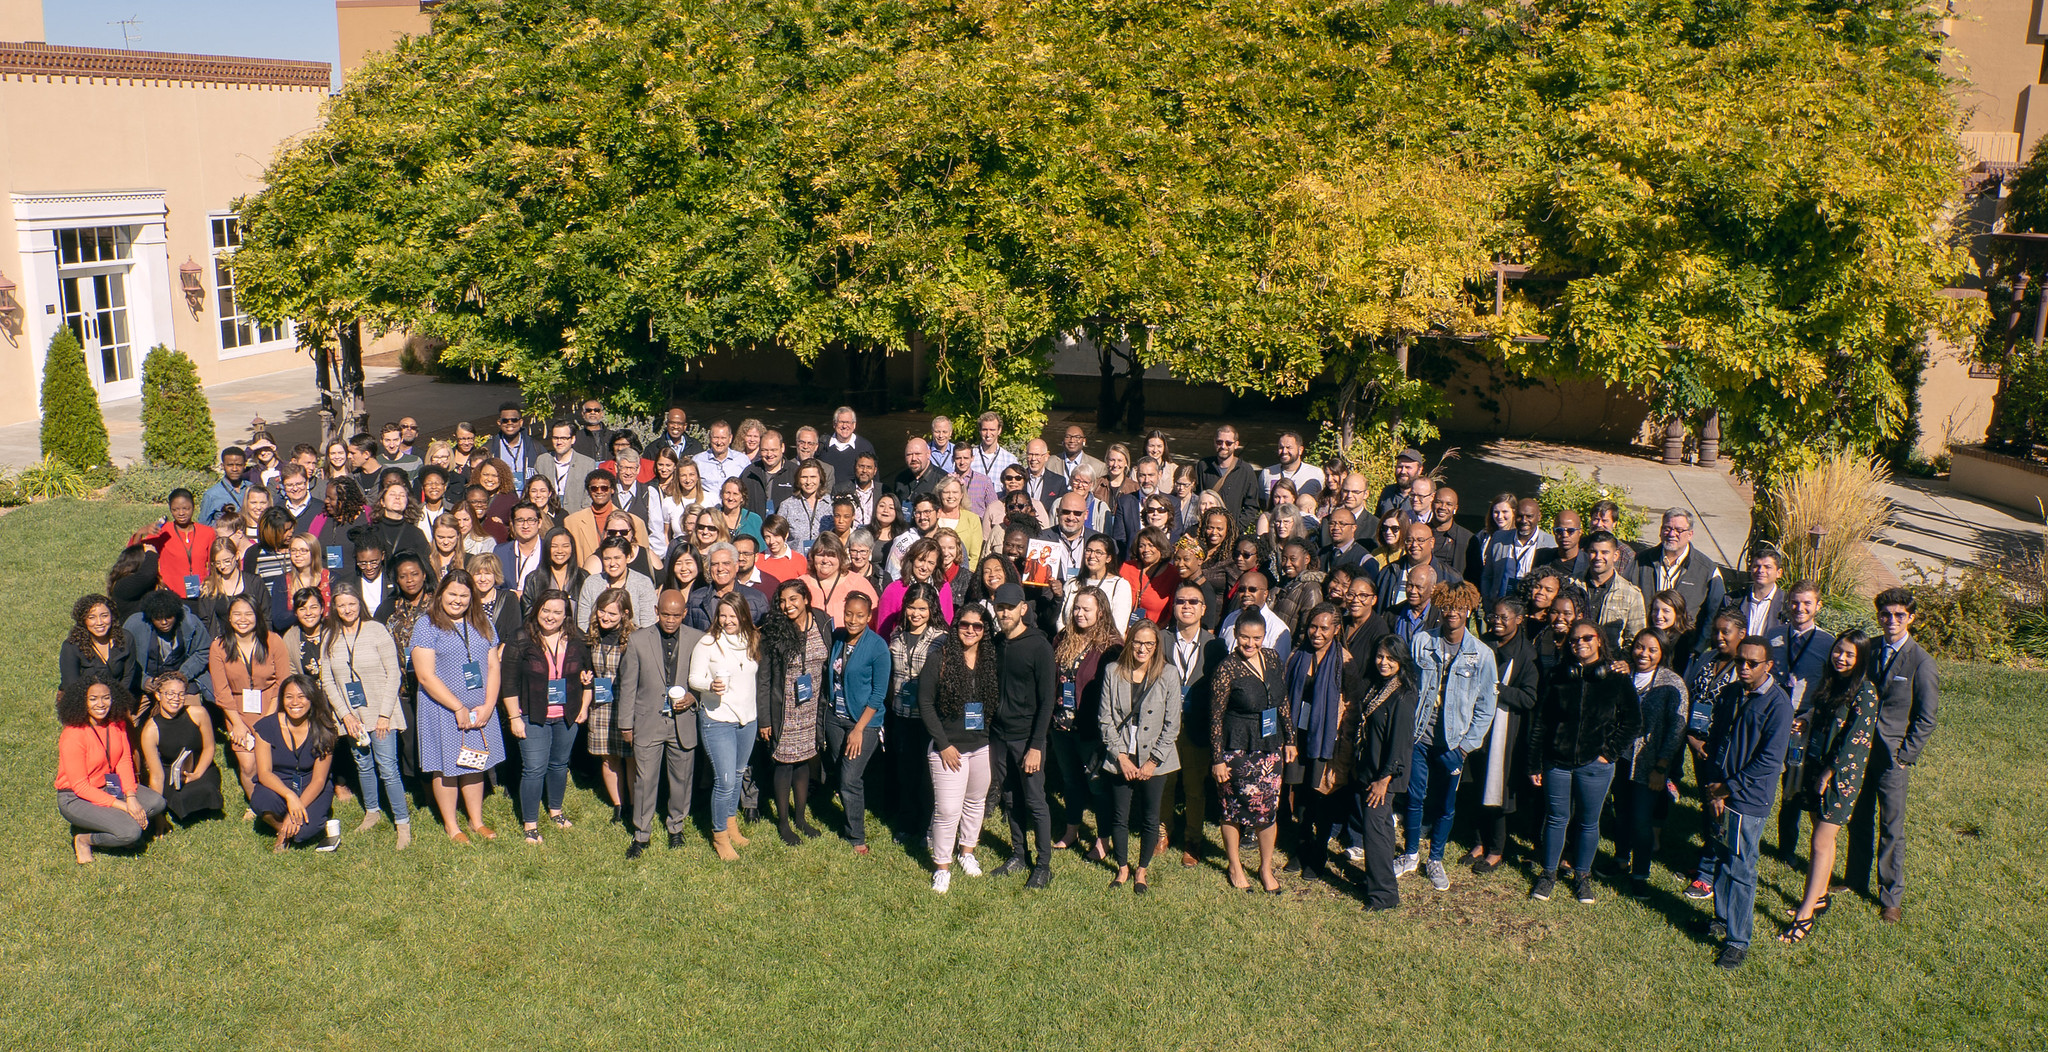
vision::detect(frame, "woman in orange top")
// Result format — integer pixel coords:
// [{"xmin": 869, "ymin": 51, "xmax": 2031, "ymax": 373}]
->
[
  {"xmin": 208, "ymin": 595, "xmax": 288, "ymax": 810},
  {"xmin": 55, "ymin": 675, "xmax": 165, "ymax": 864}
]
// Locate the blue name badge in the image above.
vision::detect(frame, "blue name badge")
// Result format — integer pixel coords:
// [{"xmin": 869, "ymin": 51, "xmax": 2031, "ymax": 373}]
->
[
  {"xmin": 1688, "ymin": 699, "xmax": 1712, "ymax": 736},
  {"xmin": 833, "ymin": 681, "xmax": 851, "ymax": 720},
  {"xmin": 183, "ymin": 574, "xmax": 202, "ymax": 596},
  {"xmin": 325, "ymin": 546, "xmax": 343, "ymax": 571},
  {"xmin": 963, "ymin": 701, "xmax": 986, "ymax": 732},
  {"xmin": 344, "ymin": 680, "xmax": 368, "ymax": 710},
  {"xmin": 546, "ymin": 678, "xmax": 566, "ymax": 720},
  {"xmin": 794, "ymin": 674, "xmax": 814, "ymax": 705},
  {"xmin": 461, "ymin": 661, "xmax": 483, "ymax": 692},
  {"xmin": 1260, "ymin": 707, "xmax": 1278, "ymax": 737},
  {"xmin": 593, "ymin": 677, "xmax": 614, "ymax": 705},
  {"xmin": 1060, "ymin": 680, "xmax": 1077, "ymax": 713},
  {"xmin": 898, "ymin": 681, "xmax": 918, "ymax": 714},
  {"xmin": 103, "ymin": 772, "xmax": 125, "ymax": 800},
  {"xmin": 1129, "ymin": 606, "xmax": 1147, "ymax": 628}
]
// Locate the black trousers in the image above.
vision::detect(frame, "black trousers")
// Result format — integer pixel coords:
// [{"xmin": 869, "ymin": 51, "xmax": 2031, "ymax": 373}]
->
[
  {"xmin": 1360, "ymin": 794, "xmax": 1400, "ymax": 909},
  {"xmin": 1776, "ymin": 761, "xmax": 1807, "ymax": 854},
  {"xmin": 1296, "ymin": 783, "xmax": 1354, "ymax": 876},
  {"xmin": 883, "ymin": 712, "xmax": 931, "ymax": 838},
  {"xmin": 989, "ymin": 737, "xmax": 1052, "ymax": 864},
  {"xmin": 1845, "ymin": 749, "xmax": 1911, "ymax": 909},
  {"xmin": 1104, "ymin": 771, "xmax": 1167, "ymax": 868}
]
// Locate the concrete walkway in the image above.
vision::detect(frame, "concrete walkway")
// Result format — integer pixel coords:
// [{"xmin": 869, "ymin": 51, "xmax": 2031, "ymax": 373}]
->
[{"xmin": 1872, "ymin": 477, "xmax": 2042, "ymax": 588}]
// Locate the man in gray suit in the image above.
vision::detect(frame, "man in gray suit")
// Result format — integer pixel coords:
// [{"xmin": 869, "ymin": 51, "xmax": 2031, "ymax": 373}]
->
[
  {"xmin": 618, "ymin": 589, "xmax": 703, "ymax": 859},
  {"xmin": 540, "ymin": 419, "xmax": 599, "ymax": 513},
  {"xmin": 1846, "ymin": 587, "xmax": 1939, "ymax": 923}
]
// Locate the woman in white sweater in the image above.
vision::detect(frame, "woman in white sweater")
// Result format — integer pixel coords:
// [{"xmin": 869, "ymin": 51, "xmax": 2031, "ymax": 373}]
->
[
  {"xmin": 316, "ymin": 584, "xmax": 411, "ymax": 849},
  {"xmin": 689, "ymin": 592, "xmax": 761, "ymax": 854},
  {"xmin": 1060, "ymin": 535, "xmax": 1134, "ymax": 630}
]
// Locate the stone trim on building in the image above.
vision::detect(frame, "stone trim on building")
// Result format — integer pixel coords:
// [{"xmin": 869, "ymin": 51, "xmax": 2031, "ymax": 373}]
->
[{"xmin": 0, "ymin": 41, "xmax": 328, "ymax": 89}]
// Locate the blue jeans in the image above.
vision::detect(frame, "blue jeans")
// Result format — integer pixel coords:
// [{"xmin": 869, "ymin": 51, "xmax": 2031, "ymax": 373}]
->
[
  {"xmin": 701, "ymin": 716, "xmax": 758, "ymax": 831},
  {"xmin": 1404, "ymin": 742, "xmax": 1465, "ymax": 862},
  {"xmin": 1541, "ymin": 760, "xmax": 1617, "ymax": 874},
  {"xmin": 350, "ymin": 729, "xmax": 410, "ymax": 825},
  {"xmin": 518, "ymin": 720, "xmax": 579, "ymax": 825},
  {"xmin": 1711, "ymin": 807, "xmax": 1765, "ymax": 949}
]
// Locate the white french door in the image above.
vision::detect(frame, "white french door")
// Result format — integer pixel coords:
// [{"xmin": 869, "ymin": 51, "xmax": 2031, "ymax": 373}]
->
[{"xmin": 59, "ymin": 267, "xmax": 139, "ymax": 400}]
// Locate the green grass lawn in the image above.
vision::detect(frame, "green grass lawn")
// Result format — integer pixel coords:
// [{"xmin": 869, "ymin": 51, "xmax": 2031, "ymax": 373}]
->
[{"xmin": 2, "ymin": 498, "xmax": 2043, "ymax": 1051}]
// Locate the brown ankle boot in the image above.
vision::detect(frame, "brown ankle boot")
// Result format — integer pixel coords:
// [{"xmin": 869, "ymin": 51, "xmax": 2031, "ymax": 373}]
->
[
  {"xmin": 711, "ymin": 829, "xmax": 740, "ymax": 861},
  {"xmin": 727, "ymin": 823, "xmax": 750, "ymax": 847}
]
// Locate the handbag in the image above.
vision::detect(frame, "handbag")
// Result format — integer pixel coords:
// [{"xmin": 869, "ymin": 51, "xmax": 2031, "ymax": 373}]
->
[{"xmin": 455, "ymin": 728, "xmax": 491, "ymax": 771}]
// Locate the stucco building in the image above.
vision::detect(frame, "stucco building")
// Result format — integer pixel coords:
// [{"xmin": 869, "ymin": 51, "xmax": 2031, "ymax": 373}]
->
[{"xmin": 0, "ymin": 0, "xmax": 327, "ymax": 428}]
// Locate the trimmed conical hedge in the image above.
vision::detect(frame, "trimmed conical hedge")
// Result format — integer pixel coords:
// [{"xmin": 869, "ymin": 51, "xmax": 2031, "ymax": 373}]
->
[
  {"xmin": 39, "ymin": 327, "xmax": 109, "ymax": 469},
  {"xmin": 140, "ymin": 344, "xmax": 218, "ymax": 470}
]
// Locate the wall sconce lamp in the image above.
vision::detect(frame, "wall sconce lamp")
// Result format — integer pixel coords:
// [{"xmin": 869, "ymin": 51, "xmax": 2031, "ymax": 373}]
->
[
  {"xmin": 179, "ymin": 257, "xmax": 206, "ymax": 312},
  {"xmin": 0, "ymin": 270, "xmax": 18, "ymax": 318}
]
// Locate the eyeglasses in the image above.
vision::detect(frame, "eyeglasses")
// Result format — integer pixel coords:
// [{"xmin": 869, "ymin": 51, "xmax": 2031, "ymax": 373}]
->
[
  {"xmin": 1876, "ymin": 610, "xmax": 1910, "ymax": 621},
  {"xmin": 1570, "ymin": 634, "xmax": 1601, "ymax": 645},
  {"xmin": 956, "ymin": 622, "xmax": 985, "ymax": 632},
  {"xmin": 605, "ymin": 529, "xmax": 630, "ymax": 537},
  {"xmin": 1556, "ymin": 526, "xmax": 1581, "ymax": 535},
  {"xmin": 1737, "ymin": 657, "xmax": 1768, "ymax": 669},
  {"xmin": 582, "ymin": 406, "xmax": 603, "ymax": 415},
  {"xmin": 1130, "ymin": 640, "xmax": 1156, "ymax": 649},
  {"xmin": 1059, "ymin": 509, "xmax": 1084, "ymax": 517},
  {"xmin": 498, "ymin": 416, "xmax": 522, "ymax": 425},
  {"xmin": 588, "ymin": 485, "xmax": 614, "ymax": 493},
  {"xmin": 1173, "ymin": 598, "xmax": 1204, "ymax": 606},
  {"xmin": 696, "ymin": 525, "xmax": 720, "ymax": 533}
]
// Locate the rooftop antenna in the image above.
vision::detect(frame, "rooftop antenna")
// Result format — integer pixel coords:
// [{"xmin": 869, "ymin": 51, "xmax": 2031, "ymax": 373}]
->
[{"xmin": 110, "ymin": 17, "xmax": 142, "ymax": 50}]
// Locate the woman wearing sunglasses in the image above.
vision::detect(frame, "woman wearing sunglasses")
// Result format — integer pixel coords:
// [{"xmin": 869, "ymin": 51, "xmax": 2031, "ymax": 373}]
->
[{"xmin": 1528, "ymin": 620, "xmax": 1641, "ymax": 905}]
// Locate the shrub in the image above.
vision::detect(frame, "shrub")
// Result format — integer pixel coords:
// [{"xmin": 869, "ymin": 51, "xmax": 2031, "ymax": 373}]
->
[
  {"xmin": 139, "ymin": 345, "xmax": 219, "ymax": 470},
  {"xmin": 1816, "ymin": 596, "xmax": 1878, "ymax": 639},
  {"xmin": 0, "ymin": 471, "xmax": 22, "ymax": 507},
  {"xmin": 110, "ymin": 463, "xmax": 217, "ymax": 505},
  {"xmin": 1900, "ymin": 560, "xmax": 2013, "ymax": 663},
  {"xmin": 1767, "ymin": 452, "xmax": 1892, "ymax": 602},
  {"xmin": 16, "ymin": 455, "xmax": 88, "ymax": 501},
  {"xmin": 1306, "ymin": 427, "xmax": 1404, "ymax": 500},
  {"xmin": 39, "ymin": 328, "xmax": 110, "ymax": 470},
  {"xmin": 1536, "ymin": 465, "xmax": 1644, "ymax": 540}
]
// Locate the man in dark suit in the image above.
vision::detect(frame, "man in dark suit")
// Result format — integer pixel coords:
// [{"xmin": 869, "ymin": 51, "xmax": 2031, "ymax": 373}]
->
[
  {"xmin": 350, "ymin": 539, "xmax": 399, "ymax": 624},
  {"xmin": 1321, "ymin": 508, "xmax": 1372, "ymax": 577},
  {"xmin": 685, "ymin": 542, "xmax": 770, "ymax": 630},
  {"xmin": 618, "ymin": 589, "xmax": 704, "ymax": 859},
  {"xmin": 891, "ymin": 437, "xmax": 950, "ymax": 506},
  {"xmin": 1846, "ymin": 587, "xmax": 1939, "ymax": 923},
  {"xmin": 1019, "ymin": 439, "xmax": 1068, "ymax": 519},
  {"xmin": 1628, "ymin": 507, "xmax": 1725, "ymax": 653},
  {"xmin": 1718, "ymin": 547, "xmax": 1788, "ymax": 638},
  {"xmin": 1112, "ymin": 456, "xmax": 1176, "ymax": 558},
  {"xmin": 570, "ymin": 397, "xmax": 615, "ymax": 460},
  {"xmin": 1374, "ymin": 522, "xmax": 1461, "ymax": 610},
  {"xmin": 1163, "ymin": 581, "xmax": 1227, "ymax": 867},
  {"xmin": 1431, "ymin": 486, "xmax": 1475, "ymax": 581},
  {"xmin": 276, "ymin": 466, "xmax": 326, "ymax": 532},
  {"xmin": 643, "ymin": 407, "xmax": 704, "ymax": 462}
]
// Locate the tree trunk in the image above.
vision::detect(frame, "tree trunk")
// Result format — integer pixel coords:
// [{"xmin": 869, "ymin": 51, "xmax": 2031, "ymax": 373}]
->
[
  {"xmin": 335, "ymin": 318, "xmax": 369, "ymax": 439},
  {"xmin": 1123, "ymin": 327, "xmax": 1147, "ymax": 435},
  {"xmin": 1096, "ymin": 329, "xmax": 1119, "ymax": 431},
  {"xmin": 1387, "ymin": 332, "xmax": 1411, "ymax": 438},
  {"xmin": 309, "ymin": 328, "xmax": 338, "ymax": 448}
]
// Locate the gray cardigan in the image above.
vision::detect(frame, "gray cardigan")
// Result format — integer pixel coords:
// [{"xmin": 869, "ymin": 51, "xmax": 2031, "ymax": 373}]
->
[
  {"xmin": 1097, "ymin": 665, "xmax": 1183, "ymax": 776},
  {"xmin": 1628, "ymin": 665, "xmax": 1688, "ymax": 788},
  {"xmin": 316, "ymin": 621, "xmax": 406, "ymax": 731}
]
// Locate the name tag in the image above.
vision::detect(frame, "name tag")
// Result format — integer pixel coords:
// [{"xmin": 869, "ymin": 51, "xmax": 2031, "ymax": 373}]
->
[
  {"xmin": 1688, "ymin": 699, "xmax": 1712, "ymax": 736},
  {"xmin": 242, "ymin": 687, "xmax": 263, "ymax": 715},
  {"xmin": 546, "ymin": 678, "xmax": 566, "ymax": 720},
  {"xmin": 1060, "ymin": 680, "xmax": 1077, "ymax": 712},
  {"xmin": 897, "ymin": 681, "xmax": 918, "ymax": 714},
  {"xmin": 833, "ymin": 680, "xmax": 851, "ymax": 720},
  {"xmin": 593, "ymin": 677, "xmax": 614, "ymax": 705},
  {"xmin": 1129, "ymin": 606, "xmax": 1147, "ymax": 628},
  {"xmin": 1260, "ymin": 707, "xmax": 1278, "ymax": 737},
  {"xmin": 963, "ymin": 701, "xmax": 986, "ymax": 731},
  {"xmin": 461, "ymin": 661, "xmax": 483, "ymax": 691},
  {"xmin": 103, "ymin": 772, "xmax": 125, "ymax": 800},
  {"xmin": 344, "ymin": 680, "xmax": 368, "ymax": 709},
  {"xmin": 325, "ymin": 546, "xmax": 343, "ymax": 570},
  {"xmin": 794, "ymin": 674, "xmax": 813, "ymax": 704},
  {"xmin": 183, "ymin": 574, "xmax": 201, "ymax": 596}
]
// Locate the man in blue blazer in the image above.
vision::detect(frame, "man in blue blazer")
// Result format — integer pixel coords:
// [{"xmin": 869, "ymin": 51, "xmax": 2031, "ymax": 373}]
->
[{"xmin": 822, "ymin": 592, "xmax": 893, "ymax": 853}]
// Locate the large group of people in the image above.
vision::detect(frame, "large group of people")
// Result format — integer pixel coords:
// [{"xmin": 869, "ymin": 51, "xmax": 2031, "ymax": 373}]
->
[{"xmin": 57, "ymin": 401, "xmax": 1940, "ymax": 967}]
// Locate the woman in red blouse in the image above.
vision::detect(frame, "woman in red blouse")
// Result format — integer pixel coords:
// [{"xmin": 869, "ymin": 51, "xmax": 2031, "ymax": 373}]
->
[{"xmin": 55, "ymin": 675, "xmax": 166, "ymax": 863}]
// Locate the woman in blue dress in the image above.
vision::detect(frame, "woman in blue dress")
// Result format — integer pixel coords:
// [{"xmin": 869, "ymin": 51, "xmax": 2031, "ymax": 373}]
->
[
  {"xmin": 408, "ymin": 568, "xmax": 505, "ymax": 844},
  {"xmin": 250, "ymin": 673, "xmax": 339, "ymax": 852}
]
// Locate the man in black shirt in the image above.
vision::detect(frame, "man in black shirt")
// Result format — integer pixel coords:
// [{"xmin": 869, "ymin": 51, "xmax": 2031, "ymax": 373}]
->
[
  {"xmin": 988, "ymin": 583, "xmax": 1058, "ymax": 888},
  {"xmin": 740, "ymin": 430, "xmax": 798, "ymax": 516},
  {"xmin": 1198, "ymin": 425, "xmax": 1262, "ymax": 529}
]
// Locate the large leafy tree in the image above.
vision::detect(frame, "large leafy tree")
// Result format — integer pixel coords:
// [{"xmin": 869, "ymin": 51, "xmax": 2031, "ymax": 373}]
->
[{"xmin": 1481, "ymin": 0, "xmax": 1983, "ymax": 487}]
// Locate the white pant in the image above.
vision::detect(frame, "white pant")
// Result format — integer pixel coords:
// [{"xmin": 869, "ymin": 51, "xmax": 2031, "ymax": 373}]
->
[{"xmin": 927, "ymin": 744, "xmax": 992, "ymax": 861}]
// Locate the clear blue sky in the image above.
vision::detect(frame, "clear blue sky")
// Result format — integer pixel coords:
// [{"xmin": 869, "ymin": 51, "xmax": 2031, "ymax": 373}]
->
[{"xmin": 41, "ymin": 1, "xmax": 341, "ymax": 85}]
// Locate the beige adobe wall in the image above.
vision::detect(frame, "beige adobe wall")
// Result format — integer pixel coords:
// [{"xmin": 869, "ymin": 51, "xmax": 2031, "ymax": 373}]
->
[
  {"xmin": 0, "ymin": 0, "xmax": 42, "ymax": 42},
  {"xmin": 1947, "ymin": 0, "xmax": 2048, "ymax": 161},
  {"xmin": 1918, "ymin": 337, "xmax": 1999, "ymax": 457},
  {"xmin": 0, "ymin": 74, "xmax": 327, "ymax": 425},
  {"xmin": 337, "ymin": 1, "xmax": 435, "ymax": 81}
]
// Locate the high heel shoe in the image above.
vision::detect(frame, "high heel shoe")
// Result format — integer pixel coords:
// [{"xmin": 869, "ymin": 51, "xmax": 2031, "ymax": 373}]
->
[{"xmin": 1110, "ymin": 867, "xmax": 1130, "ymax": 889}]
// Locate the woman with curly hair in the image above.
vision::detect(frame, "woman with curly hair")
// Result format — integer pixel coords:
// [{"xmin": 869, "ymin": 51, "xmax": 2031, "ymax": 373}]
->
[
  {"xmin": 1049, "ymin": 586, "xmax": 1122, "ymax": 858},
  {"xmin": 758, "ymin": 579, "xmax": 829, "ymax": 844},
  {"xmin": 59, "ymin": 594, "xmax": 137, "ymax": 696},
  {"xmin": 251, "ymin": 673, "xmax": 342, "ymax": 852},
  {"xmin": 918, "ymin": 605, "xmax": 998, "ymax": 893},
  {"xmin": 55, "ymin": 675, "xmax": 166, "ymax": 863}
]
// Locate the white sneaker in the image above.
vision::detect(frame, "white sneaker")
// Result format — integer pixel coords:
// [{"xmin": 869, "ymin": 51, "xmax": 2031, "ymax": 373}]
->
[
  {"xmin": 932, "ymin": 868, "xmax": 952, "ymax": 894},
  {"xmin": 1426, "ymin": 859, "xmax": 1450, "ymax": 891},
  {"xmin": 956, "ymin": 852, "xmax": 984, "ymax": 877},
  {"xmin": 1393, "ymin": 853, "xmax": 1419, "ymax": 878},
  {"xmin": 1346, "ymin": 846, "xmax": 1365, "ymax": 863}
]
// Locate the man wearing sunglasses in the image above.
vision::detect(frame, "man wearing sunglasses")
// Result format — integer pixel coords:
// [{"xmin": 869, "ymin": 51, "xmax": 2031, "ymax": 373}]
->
[
  {"xmin": 1846, "ymin": 588, "xmax": 1938, "ymax": 925},
  {"xmin": 563, "ymin": 469, "xmax": 649, "ymax": 565},
  {"xmin": 571, "ymin": 398, "xmax": 614, "ymax": 460},
  {"xmin": 1196, "ymin": 425, "xmax": 1262, "ymax": 530},
  {"xmin": 1164, "ymin": 584, "xmax": 1225, "ymax": 867},
  {"xmin": 1696, "ymin": 636, "xmax": 1792, "ymax": 969},
  {"xmin": 489, "ymin": 401, "xmax": 546, "ymax": 489}
]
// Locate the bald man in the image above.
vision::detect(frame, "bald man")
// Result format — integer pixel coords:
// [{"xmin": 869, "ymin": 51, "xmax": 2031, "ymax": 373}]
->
[
  {"xmin": 618, "ymin": 589, "xmax": 706, "ymax": 859},
  {"xmin": 893, "ymin": 437, "xmax": 949, "ymax": 505}
]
